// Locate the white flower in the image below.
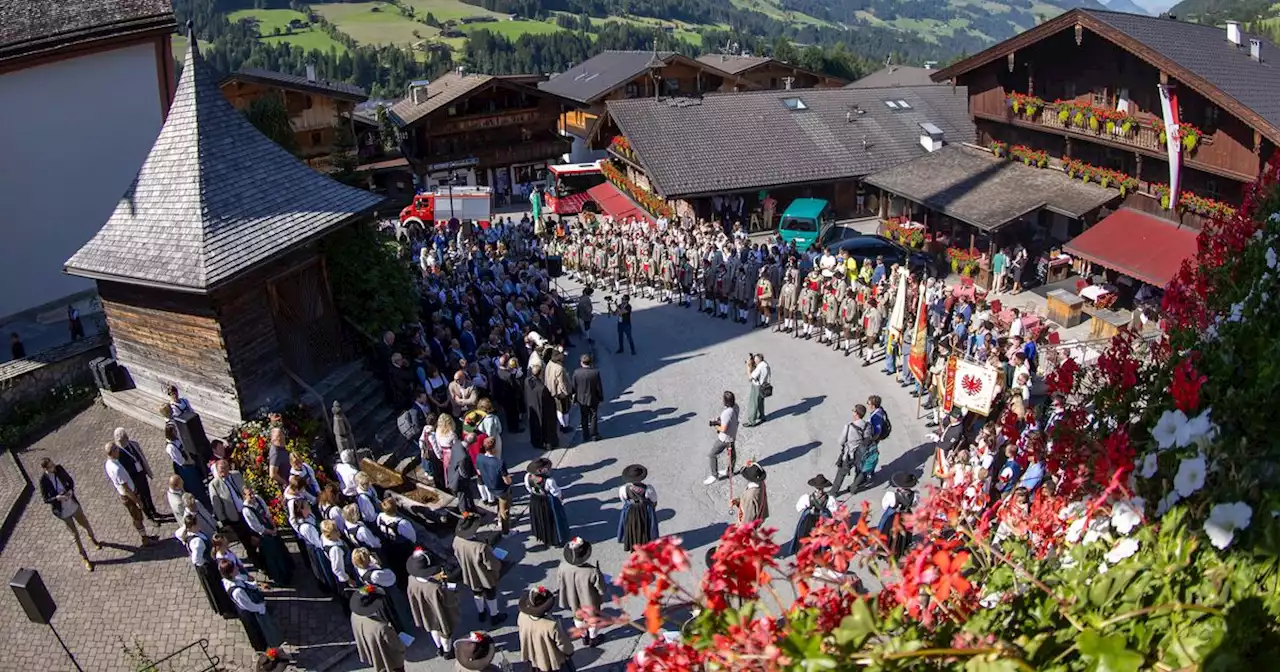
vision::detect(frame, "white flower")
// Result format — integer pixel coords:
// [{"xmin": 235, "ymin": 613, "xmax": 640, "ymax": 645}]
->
[
  {"xmin": 1098, "ymin": 561, "xmax": 1110, "ymax": 575},
  {"xmin": 1204, "ymin": 322, "xmax": 1220, "ymax": 342},
  {"xmin": 1110, "ymin": 498, "xmax": 1145, "ymax": 535},
  {"xmin": 1156, "ymin": 490, "xmax": 1182, "ymax": 517},
  {"xmin": 1140, "ymin": 452, "xmax": 1159, "ymax": 479},
  {"xmin": 1106, "ymin": 538, "xmax": 1140, "ymax": 563},
  {"xmin": 1066, "ymin": 517, "xmax": 1087, "ymax": 544},
  {"xmin": 1152, "ymin": 409, "xmax": 1186, "ymax": 450},
  {"xmin": 1179, "ymin": 409, "xmax": 1217, "ymax": 448},
  {"xmin": 1174, "ymin": 454, "xmax": 1207, "ymax": 498},
  {"xmin": 1083, "ymin": 518, "xmax": 1110, "ymax": 545},
  {"xmin": 1229, "ymin": 302, "xmax": 1245, "ymax": 322},
  {"xmin": 1204, "ymin": 502, "xmax": 1253, "ymax": 550},
  {"xmin": 1268, "ymin": 247, "xmax": 1278, "ymax": 269},
  {"xmin": 1269, "ymin": 212, "xmax": 1280, "ymax": 224},
  {"xmin": 978, "ymin": 592, "xmax": 1003, "ymax": 608}
]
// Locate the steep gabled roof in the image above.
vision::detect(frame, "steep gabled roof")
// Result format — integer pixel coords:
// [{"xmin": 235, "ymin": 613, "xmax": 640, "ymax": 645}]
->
[
  {"xmin": 65, "ymin": 36, "xmax": 384, "ymax": 292},
  {"xmin": 0, "ymin": 0, "xmax": 173, "ymax": 63},
  {"xmin": 388, "ymin": 72, "xmax": 496, "ymax": 127},
  {"xmin": 604, "ymin": 85, "xmax": 974, "ymax": 198},
  {"xmin": 847, "ymin": 65, "xmax": 938, "ymax": 89},
  {"xmin": 223, "ymin": 67, "xmax": 368, "ymax": 102},
  {"xmin": 932, "ymin": 8, "xmax": 1280, "ymax": 143},
  {"xmin": 695, "ymin": 54, "xmax": 772, "ymax": 75}
]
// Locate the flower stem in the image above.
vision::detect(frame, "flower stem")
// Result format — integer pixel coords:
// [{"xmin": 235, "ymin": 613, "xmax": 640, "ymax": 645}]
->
[
  {"xmin": 1098, "ymin": 602, "xmax": 1222, "ymax": 628},
  {"xmin": 961, "ymin": 528, "xmax": 1086, "ymax": 631}
]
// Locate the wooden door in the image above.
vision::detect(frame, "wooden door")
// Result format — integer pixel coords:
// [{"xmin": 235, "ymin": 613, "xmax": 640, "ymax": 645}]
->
[{"xmin": 268, "ymin": 259, "xmax": 343, "ymax": 385}]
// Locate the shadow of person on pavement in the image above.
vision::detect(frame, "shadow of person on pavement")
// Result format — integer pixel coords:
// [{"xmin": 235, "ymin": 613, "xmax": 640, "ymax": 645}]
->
[
  {"xmin": 766, "ymin": 394, "xmax": 828, "ymax": 421},
  {"xmin": 863, "ymin": 440, "xmax": 935, "ymax": 490},
  {"xmin": 756, "ymin": 440, "xmax": 823, "ymax": 467}
]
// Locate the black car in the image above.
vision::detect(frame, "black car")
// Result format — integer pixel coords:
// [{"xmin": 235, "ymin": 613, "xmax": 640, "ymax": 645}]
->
[{"xmin": 823, "ymin": 234, "xmax": 938, "ymax": 277}]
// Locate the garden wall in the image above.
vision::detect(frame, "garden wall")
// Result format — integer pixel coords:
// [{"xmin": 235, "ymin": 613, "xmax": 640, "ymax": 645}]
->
[{"xmin": 0, "ymin": 334, "xmax": 108, "ymax": 423}]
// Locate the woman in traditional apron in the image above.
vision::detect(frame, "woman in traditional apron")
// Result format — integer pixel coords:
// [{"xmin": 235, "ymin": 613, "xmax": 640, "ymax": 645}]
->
[
  {"xmin": 788, "ymin": 474, "xmax": 835, "ymax": 556},
  {"xmin": 242, "ymin": 485, "xmax": 294, "ymax": 586},
  {"xmin": 352, "ymin": 547, "xmax": 416, "ymax": 641},
  {"xmin": 617, "ymin": 464, "xmax": 659, "ymax": 552},
  {"xmin": 524, "ymin": 457, "xmax": 569, "ymax": 548},
  {"xmin": 220, "ymin": 560, "xmax": 283, "ymax": 651},
  {"xmin": 179, "ymin": 514, "xmax": 237, "ymax": 617}
]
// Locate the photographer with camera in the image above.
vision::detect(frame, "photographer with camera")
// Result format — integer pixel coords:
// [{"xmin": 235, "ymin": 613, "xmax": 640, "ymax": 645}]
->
[
  {"xmin": 609, "ymin": 293, "xmax": 636, "ymax": 355},
  {"xmin": 703, "ymin": 391, "xmax": 740, "ymax": 485},
  {"xmin": 743, "ymin": 353, "xmax": 772, "ymax": 427}
]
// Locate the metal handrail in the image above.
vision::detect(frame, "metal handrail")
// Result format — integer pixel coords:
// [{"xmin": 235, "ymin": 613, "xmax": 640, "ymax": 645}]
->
[{"xmin": 136, "ymin": 638, "xmax": 220, "ymax": 672}]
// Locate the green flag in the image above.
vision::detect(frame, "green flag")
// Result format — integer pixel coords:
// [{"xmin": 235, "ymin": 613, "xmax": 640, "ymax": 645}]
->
[{"xmin": 530, "ymin": 189, "xmax": 542, "ymax": 221}]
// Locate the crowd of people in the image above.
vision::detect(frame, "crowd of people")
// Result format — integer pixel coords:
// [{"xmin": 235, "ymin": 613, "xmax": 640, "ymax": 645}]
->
[{"xmin": 37, "ymin": 205, "xmax": 1066, "ymax": 671}]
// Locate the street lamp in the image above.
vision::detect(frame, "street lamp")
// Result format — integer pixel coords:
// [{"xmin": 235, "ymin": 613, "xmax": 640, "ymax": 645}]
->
[{"xmin": 445, "ymin": 170, "xmax": 460, "ymax": 223}]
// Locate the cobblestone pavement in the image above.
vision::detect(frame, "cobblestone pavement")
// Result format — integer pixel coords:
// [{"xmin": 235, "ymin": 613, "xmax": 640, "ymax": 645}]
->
[{"xmin": 0, "ymin": 403, "xmax": 351, "ymax": 672}]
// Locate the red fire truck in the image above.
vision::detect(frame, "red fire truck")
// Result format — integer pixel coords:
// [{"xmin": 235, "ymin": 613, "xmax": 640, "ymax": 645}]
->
[
  {"xmin": 544, "ymin": 161, "xmax": 607, "ymax": 215},
  {"xmin": 399, "ymin": 187, "xmax": 492, "ymax": 230}
]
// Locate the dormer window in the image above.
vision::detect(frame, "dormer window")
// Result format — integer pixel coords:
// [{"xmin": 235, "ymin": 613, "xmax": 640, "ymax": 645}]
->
[{"xmin": 782, "ymin": 97, "xmax": 807, "ymax": 110}]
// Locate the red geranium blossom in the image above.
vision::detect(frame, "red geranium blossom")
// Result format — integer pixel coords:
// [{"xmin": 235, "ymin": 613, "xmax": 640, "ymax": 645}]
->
[
  {"xmin": 928, "ymin": 549, "xmax": 972, "ymax": 602},
  {"xmin": 1171, "ymin": 355, "xmax": 1208, "ymax": 412}
]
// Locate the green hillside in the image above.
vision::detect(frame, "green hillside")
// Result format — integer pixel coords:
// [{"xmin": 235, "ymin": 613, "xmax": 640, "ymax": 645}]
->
[{"xmin": 1166, "ymin": 0, "xmax": 1277, "ymax": 22}]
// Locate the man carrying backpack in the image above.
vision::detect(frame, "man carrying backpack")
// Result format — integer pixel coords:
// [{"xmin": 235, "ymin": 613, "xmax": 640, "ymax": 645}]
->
[
  {"xmin": 831, "ymin": 405, "xmax": 871, "ymax": 495},
  {"xmin": 852, "ymin": 395, "xmax": 891, "ymax": 493}
]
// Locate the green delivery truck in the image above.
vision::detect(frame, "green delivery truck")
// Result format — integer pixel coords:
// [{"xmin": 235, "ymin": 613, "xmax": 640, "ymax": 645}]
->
[{"xmin": 777, "ymin": 197, "xmax": 831, "ymax": 250}]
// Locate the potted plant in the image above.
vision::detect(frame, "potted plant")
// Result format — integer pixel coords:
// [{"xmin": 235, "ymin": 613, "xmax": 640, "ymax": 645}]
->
[
  {"xmin": 1182, "ymin": 125, "xmax": 1202, "ymax": 153},
  {"xmin": 1088, "ymin": 113, "xmax": 1101, "ymax": 132},
  {"xmin": 1120, "ymin": 115, "xmax": 1135, "ymax": 136}
]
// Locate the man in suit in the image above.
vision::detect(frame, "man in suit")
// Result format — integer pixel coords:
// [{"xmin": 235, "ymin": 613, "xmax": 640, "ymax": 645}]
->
[
  {"xmin": 40, "ymin": 458, "xmax": 101, "ymax": 571},
  {"xmin": 572, "ymin": 353, "xmax": 605, "ymax": 442},
  {"xmin": 208, "ymin": 459, "xmax": 261, "ymax": 565}
]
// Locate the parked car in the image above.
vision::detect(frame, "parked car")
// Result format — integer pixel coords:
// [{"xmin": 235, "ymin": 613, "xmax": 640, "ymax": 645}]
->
[{"xmin": 824, "ymin": 234, "xmax": 938, "ymax": 277}]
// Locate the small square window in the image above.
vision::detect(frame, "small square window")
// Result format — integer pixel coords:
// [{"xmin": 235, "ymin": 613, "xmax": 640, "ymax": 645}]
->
[
  {"xmin": 896, "ymin": 100, "xmax": 912, "ymax": 109},
  {"xmin": 782, "ymin": 97, "xmax": 807, "ymax": 110},
  {"xmin": 885, "ymin": 100, "xmax": 899, "ymax": 109}
]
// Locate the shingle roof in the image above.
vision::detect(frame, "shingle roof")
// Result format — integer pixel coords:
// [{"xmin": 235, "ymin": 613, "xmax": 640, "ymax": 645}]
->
[
  {"xmin": 1080, "ymin": 8, "xmax": 1280, "ymax": 134},
  {"xmin": 695, "ymin": 54, "xmax": 772, "ymax": 75},
  {"xmin": 225, "ymin": 67, "xmax": 368, "ymax": 102},
  {"xmin": 847, "ymin": 65, "xmax": 939, "ymax": 89},
  {"xmin": 389, "ymin": 72, "xmax": 495, "ymax": 127},
  {"xmin": 606, "ymin": 85, "xmax": 975, "ymax": 198},
  {"xmin": 864, "ymin": 145, "xmax": 1119, "ymax": 231},
  {"xmin": 538, "ymin": 51, "xmax": 676, "ymax": 104},
  {"xmin": 65, "ymin": 37, "xmax": 384, "ymax": 292},
  {"xmin": 1, "ymin": 0, "xmax": 173, "ymax": 61}
]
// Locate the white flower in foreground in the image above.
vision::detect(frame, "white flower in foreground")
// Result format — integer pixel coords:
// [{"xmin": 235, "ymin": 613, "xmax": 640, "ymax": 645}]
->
[
  {"xmin": 1082, "ymin": 517, "xmax": 1110, "ymax": 545},
  {"xmin": 1066, "ymin": 517, "xmax": 1087, "ymax": 544},
  {"xmin": 1156, "ymin": 490, "xmax": 1182, "ymax": 517},
  {"xmin": 1111, "ymin": 498, "xmax": 1145, "ymax": 535},
  {"xmin": 978, "ymin": 592, "xmax": 1003, "ymax": 608},
  {"xmin": 1140, "ymin": 452, "xmax": 1159, "ymax": 479},
  {"xmin": 1152, "ymin": 409, "xmax": 1186, "ymax": 450},
  {"xmin": 1229, "ymin": 302, "xmax": 1245, "ymax": 322},
  {"xmin": 1181, "ymin": 409, "xmax": 1217, "ymax": 447},
  {"xmin": 1205, "ymin": 502, "xmax": 1253, "ymax": 550},
  {"xmin": 1269, "ymin": 247, "xmax": 1278, "ymax": 270},
  {"xmin": 1106, "ymin": 538, "xmax": 1140, "ymax": 564},
  {"xmin": 1174, "ymin": 454, "xmax": 1207, "ymax": 498}
]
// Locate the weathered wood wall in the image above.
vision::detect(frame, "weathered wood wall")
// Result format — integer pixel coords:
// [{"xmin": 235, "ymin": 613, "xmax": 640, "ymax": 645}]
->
[
  {"xmin": 98, "ymin": 281, "xmax": 243, "ymax": 424},
  {"xmin": 215, "ymin": 280, "xmax": 290, "ymax": 416}
]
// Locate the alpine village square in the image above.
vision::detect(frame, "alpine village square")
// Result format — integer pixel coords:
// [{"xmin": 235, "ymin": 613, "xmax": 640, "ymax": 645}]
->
[{"xmin": 3, "ymin": 0, "xmax": 1280, "ymax": 670}]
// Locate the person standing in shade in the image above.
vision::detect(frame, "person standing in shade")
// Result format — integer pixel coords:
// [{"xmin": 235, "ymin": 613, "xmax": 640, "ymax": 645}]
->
[
  {"xmin": 703, "ymin": 391, "xmax": 740, "ymax": 485},
  {"xmin": 743, "ymin": 353, "xmax": 771, "ymax": 427},
  {"xmin": 40, "ymin": 458, "xmax": 101, "ymax": 571},
  {"xmin": 241, "ymin": 485, "xmax": 294, "ymax": 586},
  {"xmin": 183, "ymin": 491, "xmax": 218, "ymax": 539},
  {"xmin": 220, "ymin": 559, "xmax": 283, "ymax": 651},
  {"xmin": 166, "ymin": 424, "xmax": 209, "ymax": 507},
  {"xmin": 112, "ymin": 428, "xmax": 161, "ymax": 522},
  {"xmin": 208, "ymin": 459, "xmax": 260, "ymax": 567},
  {"xmin": 104, "ymin": 444, "xmax": 159, "ymax": 546},
  {"xmin": 350, "ymin": 588, "xmax": 408, "ymax": 672},
  {"xmin": 406, "ymin": 548, "xmax": 461, "ymax": 661},
  {"xmin": 732, "ymin": 462, "xmax": 769, "ymax": 524},
  {"xmin": 292, "ymin": 499, "xmax": 340, "ymax": 596},
  {"xmin": 517, "ymin": 586, "xmax": 575, "ymax": 672},
  {"xmin": 524, "ymin": 362, "xmax": 558, "ymax": 451},
  {"xmin": 475, "ymin": 438, "xmax": 512, "ymax": 534},
  {"xmin": 572, "ymin": 353, "xmax": 604, "ymax": 442},
  {"xmin": 788, "ymin": 474, "xmax": 836, "ymax": 556},
  {"xmin": 877, "ymin": 472, "xmax": 919, "ymax": 559},
  {"xmin": 617, "ymin": 464, "xmax": 659, "ymax": 551},
  {"xmin": 556, "ymin": 537, "xmax": 606, "ymax": 647},
  {"xmin": 165, "ymin": 475, "xmax": 188, "ymax": 522},
  {"xmin": 353, "ymin": 547, "xmax": 415, "ymax": 641},
  {"xmin": 525, "ymin": 457, "xmax": 569, "ymax": 548},
  {"xmin": 452, "ymin": 513, "xmax": 507, "ymax": 625},
  {"xmin": 376, "ymin": 498, "xmax": 417, "ymax": 584},
  {"xmin": 577, "ymin": 286, "xmax": 595, "ymax": 343},
  {"xmin": 321, "ymin": 519, "xmax": 358, "ymax": 590},
  {"xmin": 614, "ymin": 294, "xmax": 636, "ymax": 355},
  {"xmin": 267, "ymin": 425, "xmax": 291, "ymax": 490},
  {"xmin": 178, "ymin": 513, "xmax": 236, "ymax": 617}
]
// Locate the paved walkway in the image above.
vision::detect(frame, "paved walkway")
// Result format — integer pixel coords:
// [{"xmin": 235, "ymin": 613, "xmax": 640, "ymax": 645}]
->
[{"xmin": 0, "ymin": 404, "xmax": 350, "ymax": 672}]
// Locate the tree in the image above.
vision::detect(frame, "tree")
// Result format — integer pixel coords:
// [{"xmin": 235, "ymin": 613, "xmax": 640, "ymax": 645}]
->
[
  {"xmin": 375, "ymin": 103, "xmax": 400, "ymax": 154},
  {"xmin": 243, "ymin": 94, "xmax": 298, "ymax": 155},
  {"xmin": 329, "ymin": 117, "xmax": 359, "ymax": 185},
  {"xmin": 772, "ymin": 35, "xmax": 799, "ymax": 64}
]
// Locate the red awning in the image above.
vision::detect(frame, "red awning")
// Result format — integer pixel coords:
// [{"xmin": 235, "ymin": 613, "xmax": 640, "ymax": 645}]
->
[
  {"xmin": 1063, "ymin": 208, "xmax": 1199, "ymax": 287},
  {"xmin": 586, "ymin": 182, "xmax": 653, "ymax": 224}
]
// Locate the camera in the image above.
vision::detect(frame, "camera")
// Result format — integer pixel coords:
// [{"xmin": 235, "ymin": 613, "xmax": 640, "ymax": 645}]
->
[{"xmin": 708, "ymin": 419, "xmax": 721, "ymax": 428}]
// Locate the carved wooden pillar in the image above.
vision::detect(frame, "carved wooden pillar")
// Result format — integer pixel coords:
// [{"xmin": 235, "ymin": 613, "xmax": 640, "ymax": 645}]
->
[
  {"xmin": 1007, "ymin": 51, "xmax": 1016, "ymax": 73},
  {"xmin": 1134, "ymin": 152, "xmax": 1143, "ymax": 190},
  {"xmin": 1028, "ymin": 62, "xmax": 1035, "ymax": 97}
]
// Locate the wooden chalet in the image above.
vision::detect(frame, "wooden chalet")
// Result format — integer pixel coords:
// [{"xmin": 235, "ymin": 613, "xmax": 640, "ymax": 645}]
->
[
  {"xmin": 694, "ymin": 54, "xmax": 847, "ymax": 90},
  {"xmin": 538, "ymin": 50, "xmax": 759, "ymax": 161},
  {"xmin": 928, "ymin": 8, "xmax": 1280, "ymax": 289},
  {"xmin": 221, "ymin": 66, "xmax": 369, "ymax": 169},
  {"xmin": 64, "ymin": 36, "xmax": 384, "ymax": 429},
  {"xmin": 388, "ymin": 72, "xmax": 578, "ymax": 201}
]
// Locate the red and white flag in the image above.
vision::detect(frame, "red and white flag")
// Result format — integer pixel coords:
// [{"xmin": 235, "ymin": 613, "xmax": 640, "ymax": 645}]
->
[
  {"xmin": 1158, "ymin": 84, "xmax": 1182, "ymax": 211},
  {"xmin": 953, "ymin": 359, "xmax": 999, "ymax": 416}
]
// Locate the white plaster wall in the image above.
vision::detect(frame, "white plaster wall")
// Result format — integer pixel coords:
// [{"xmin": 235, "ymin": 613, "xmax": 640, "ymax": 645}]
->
[{"xmin": 0, "ymin": 42, "xmax": 165, "ymax": 319}]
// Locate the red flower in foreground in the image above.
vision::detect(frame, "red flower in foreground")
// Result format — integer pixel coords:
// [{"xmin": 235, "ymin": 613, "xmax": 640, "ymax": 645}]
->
[
  {"xmin": 701, "ymin": 521, "xmax": 779, "ymax": 611},
  {"xmin": 630, "ymin": 642, "xmax": 704, "ymax": 672},
  {"xmin": 928, "ymin": 549, "xmax": 972, "ymax": 602},
  {"xmin": 1171, "ymin": 355, "xmax": 1208, "ymax": 412}
]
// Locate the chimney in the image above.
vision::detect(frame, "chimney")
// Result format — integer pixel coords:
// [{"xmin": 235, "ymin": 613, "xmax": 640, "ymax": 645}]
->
[
  {"xmin": 1251, "ymin": 38, "xmax": 1263, "ymax": 61},
  {"xmin": 409, "ymin": 80, "xmax": 429, "ymax": 105},
  {"xmin": 1227, "ymin": 21, "xmax": 1241, "ymax": 46},
  {"xmin": 306, "ymin": 62, "xmax": 317, "ymax": 82},
  {"xmin": 919, "ymin": 122, "xmax": 945, "ymax": 152}
]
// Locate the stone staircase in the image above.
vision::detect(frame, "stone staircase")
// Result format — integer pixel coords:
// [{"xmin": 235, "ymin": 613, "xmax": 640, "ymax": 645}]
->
[{"xmin": 312, "ymin": 362, "xmax": 400, "ymax": 457}]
